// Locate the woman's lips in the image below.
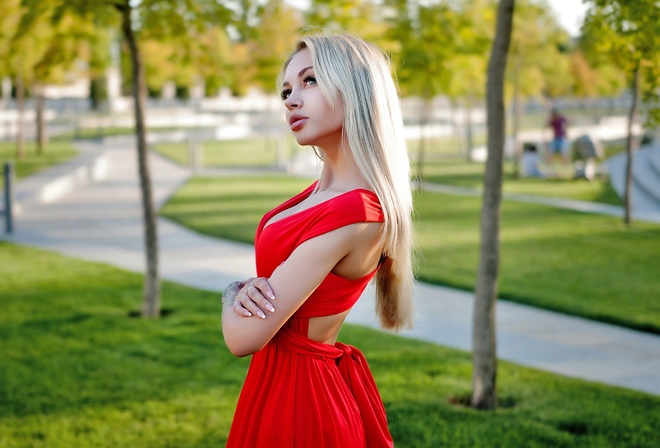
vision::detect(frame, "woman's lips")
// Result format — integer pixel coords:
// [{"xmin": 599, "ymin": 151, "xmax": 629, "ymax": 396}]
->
[{"xmin": 289, "ymin": 116, "xmax": 308, "ymax": 131}]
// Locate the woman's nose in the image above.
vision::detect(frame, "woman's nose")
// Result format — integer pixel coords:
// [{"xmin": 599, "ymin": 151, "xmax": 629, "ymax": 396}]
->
[{"xmin": 284, "ymin": 91, "xmax": 301, "ymax": 110}]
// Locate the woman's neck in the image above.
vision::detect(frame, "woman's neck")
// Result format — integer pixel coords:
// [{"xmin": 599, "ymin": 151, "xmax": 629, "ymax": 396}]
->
[{"xmin": 315, "ymin": 145, "xmax": 369, "ymax": 193}]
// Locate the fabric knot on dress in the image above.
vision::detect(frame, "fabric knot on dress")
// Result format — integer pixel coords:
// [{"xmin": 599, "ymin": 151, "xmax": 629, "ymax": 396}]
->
[{"xmin": 336, "ymin": 342, "xmax": 353, "ymax": 357}]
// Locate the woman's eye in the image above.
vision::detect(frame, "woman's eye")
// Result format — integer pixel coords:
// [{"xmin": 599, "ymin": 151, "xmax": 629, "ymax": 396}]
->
[
  {"xmin": 281, "ymin": 89, "xmax": 292, "ymax": 101},
  {"xmin": 303, "ymin": 76, "xmax": 316, "ymax": 86}
]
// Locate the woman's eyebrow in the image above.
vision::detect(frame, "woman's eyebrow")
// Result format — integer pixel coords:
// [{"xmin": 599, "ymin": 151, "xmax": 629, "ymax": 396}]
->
[
  {"xmin": 298, "ymin": 66, "xmax": 313, "ymax": 77},
  {"xmin": 282, "ymin": 66, "xmax": 314, "ymax": 88}
]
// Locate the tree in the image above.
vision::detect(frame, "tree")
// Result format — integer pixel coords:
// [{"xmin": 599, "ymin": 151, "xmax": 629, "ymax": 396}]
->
[
  {"xmin": 472, "ymin": 0, "xmax": 515, "ymax": 410},
  {"xmin": 32, "ymin": 10, "xmax": 94, "ymax": 152},
  {"xmin": 583, "ymin": 0, "xmax": 660, "ymax": 225},
  {"xmin": 49, "ymin": 0, "xmax": 233, "ymax": 317},
  {"xmin": 7, "ymin": 1, "xmax": 94, "ymax": 155},
  {"xmin": 5, "ymin": 0, "xmax": 52, "ymax": 160}
]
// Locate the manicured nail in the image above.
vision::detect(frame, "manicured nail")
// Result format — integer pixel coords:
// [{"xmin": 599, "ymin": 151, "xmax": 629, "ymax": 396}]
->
[
  {"xmin": 266, "ymin": 303, "xmax": 275, "ymax": 313},
  {"xmin": 244, "ymin": 310, "xmax": 252, "ymax": 317},
  {"xmin": 268, "ymin": 292, "xmax": 275, "ymax": 300},
  {"xmin": 258, "ymin": 311, "xmax": 266, "ymax": 319}
]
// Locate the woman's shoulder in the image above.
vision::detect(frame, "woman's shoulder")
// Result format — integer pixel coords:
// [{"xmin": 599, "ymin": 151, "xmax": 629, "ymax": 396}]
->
[{"xmin": 324, "ymin": 188, "xmax": 383, "ymax": 222}]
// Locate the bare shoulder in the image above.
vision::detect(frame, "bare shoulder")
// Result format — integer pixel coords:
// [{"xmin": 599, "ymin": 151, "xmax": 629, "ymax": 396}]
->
[{"xmin": 332, "ymin": 221, "xmax": 384, "ymax": 279}]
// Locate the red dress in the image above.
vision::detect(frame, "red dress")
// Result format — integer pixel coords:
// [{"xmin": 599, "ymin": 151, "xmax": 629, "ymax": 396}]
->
[{"xmin": 226, "ymin": 182, "xmax": 394, "ymax": 447}]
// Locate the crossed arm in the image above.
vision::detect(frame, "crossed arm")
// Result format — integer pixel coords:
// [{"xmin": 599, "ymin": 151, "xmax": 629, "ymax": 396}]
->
[{"xmin": 221, "ymin": 224, "xmax": 366, "ymax": 357}]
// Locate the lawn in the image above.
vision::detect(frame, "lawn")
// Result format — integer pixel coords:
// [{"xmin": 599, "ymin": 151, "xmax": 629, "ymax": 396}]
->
[
  {"xmin": 160, "ymin": 175, "xmax": 660, "ymax": 334},
  {"xmin": 0, "ymin": 140, "xmax": 78, "ymax": 184},
  {"xmin": 53, "ymin": 125, "xmax": 218, "ymax": 141},
  {"xmin": 1, "ymin": 242, "xmax": 659, "ymax": 447},
  {"xmin": 152, "ymin": 136, "xmax": 304, "ymax": 168},
  {"xmin": 420, "ymin": 159, "xmax": 622, "ymax": 205}
]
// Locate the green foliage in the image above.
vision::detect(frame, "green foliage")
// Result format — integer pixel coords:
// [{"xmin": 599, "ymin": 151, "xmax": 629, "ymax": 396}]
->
[
  {"xmin": 44, "ymin": 0, "xmax": 236, "ymax": 97},
  {"xmin": 249, "ymin": 1, "xmax": 301, "ymax": 92},
  {"xmin": 583, "ymin": 0, "xmax": 660, "ymax": 126},
  {"xmin": 306, "ymin": 0, "xmax": 391, "ymax": 47},
  {"xmin": 161, "ymin": 175, "xmax": 660, "ymax": 334},
  {"xmin": 508, "ymin": 0, "xmax": 572, "ymax": 99},
  {"xmin": 1, "ymin": 242, "xmax": 659, "ymax": 447},
  {"xmin": 387, "ymin": 0, "xmax": 462, "ymax": 98},
  {"xmin": 0, "ymin": 0, "xmax": 23, "ymax": 77}
]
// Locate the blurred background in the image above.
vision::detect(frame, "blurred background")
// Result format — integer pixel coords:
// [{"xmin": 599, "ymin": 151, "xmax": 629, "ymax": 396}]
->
[{"xmin": 2, "ymin": 0, "xmax": 657, "ymax": 179}]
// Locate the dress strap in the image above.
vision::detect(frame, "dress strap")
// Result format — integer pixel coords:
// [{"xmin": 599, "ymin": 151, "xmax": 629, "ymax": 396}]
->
[{"xmin": 272, "ymin": 329, "xmax": 394, "ymax": 447}]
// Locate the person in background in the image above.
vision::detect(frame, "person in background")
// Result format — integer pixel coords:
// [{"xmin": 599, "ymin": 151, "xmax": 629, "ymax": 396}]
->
[
  {"xmin": 571, "ymin": 134, "xmax": 604, "ymax": 181},
  {"xmin": 521, "ymin": 143, "xmax": 543, "ymax": 178},
  {"xmin": 547, "ymin": 108, "xmax": 569, "ymax": 165},
  {"xmin": 221, "ymin": 34, "xmax": 414, "ymax": 447}
]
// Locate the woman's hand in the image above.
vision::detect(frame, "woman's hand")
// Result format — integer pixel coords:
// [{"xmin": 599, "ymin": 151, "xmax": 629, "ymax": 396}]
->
[{"xmin": 222, "ymin": 277, "xmax": 276, "ymax": 319}]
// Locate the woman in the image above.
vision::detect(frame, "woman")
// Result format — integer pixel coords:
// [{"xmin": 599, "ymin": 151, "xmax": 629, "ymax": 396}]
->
[{"xmin": 222, "ymin": 34, "xmax": 414, "ymax": 447}]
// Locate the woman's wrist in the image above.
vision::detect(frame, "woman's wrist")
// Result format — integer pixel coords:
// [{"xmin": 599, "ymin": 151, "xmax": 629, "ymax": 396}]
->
[{"xmin": 222, "ymin": 281, "xmax": 244, "ymax": 310}]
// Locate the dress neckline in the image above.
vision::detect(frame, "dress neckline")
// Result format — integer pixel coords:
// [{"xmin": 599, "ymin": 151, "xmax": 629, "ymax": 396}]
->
[{"xmin": 260, "ymin": 182, "xmax": 377, "ymax": 231}]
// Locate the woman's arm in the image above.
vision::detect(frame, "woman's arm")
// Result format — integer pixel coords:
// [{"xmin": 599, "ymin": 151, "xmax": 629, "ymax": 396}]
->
[
  {"xmin": 222, "ymin": 223, "xmax": 373, "ymax": 357},
  {"xmin": 222, "ymin": 277, "xmax": 276, "ymax": 318}
]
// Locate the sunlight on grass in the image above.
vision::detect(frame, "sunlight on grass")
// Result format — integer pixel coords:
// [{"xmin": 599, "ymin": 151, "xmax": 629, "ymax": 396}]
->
[
  {"xmin": 414, "ymin": 191, "xmax": 660, "ymax": 332},
  {"xmin": 1, "ymin": 242, "xmax": 659, "ymax": 447}
]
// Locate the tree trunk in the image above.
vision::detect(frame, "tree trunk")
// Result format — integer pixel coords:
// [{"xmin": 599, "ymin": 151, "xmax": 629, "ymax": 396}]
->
[
  {"xmin": 15, "ymin": 74, "xmax": 25, "ymax": 161},
  {"xmin": 472, "ymin": 0, "xmax": 515, "ymax": 411},
  {"xmin": 35, "ymin": 84, "xmax": 47, "ymax": 154},
  {"xmin": 465, "ymin": 96, "xmax": 474, "ymax": 162},
  {"xmin": 120, "ymin": 1, "xmax": 160, "ymax": 317},
  {"xmin": 623, "ymin": 64, "xmax": 640, "ymax": 227}
]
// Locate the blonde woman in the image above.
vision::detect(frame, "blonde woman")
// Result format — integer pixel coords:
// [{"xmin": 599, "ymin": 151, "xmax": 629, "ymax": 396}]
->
[{"xmin": 222, "ymin": 34, "xmax": 414, "ymax": 447}]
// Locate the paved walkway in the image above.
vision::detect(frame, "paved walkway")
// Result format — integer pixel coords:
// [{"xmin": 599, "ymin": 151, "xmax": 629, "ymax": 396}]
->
[{"xmin": 2, "ymin": 140, "xmax": 659, "ymax": 396}]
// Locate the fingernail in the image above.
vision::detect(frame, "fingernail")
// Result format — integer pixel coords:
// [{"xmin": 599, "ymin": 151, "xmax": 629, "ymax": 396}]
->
[
  {"xmin": 266, "ymin": 303, "xmax": 275, "ymax": 313},
  {"xmin": 244, "ymin": 311, "xmax": 252, "ymax": 317},
  {"xmin": 268, "ymin": 292, "xmax": 275, "ymax": 300},
  {"xmin": 258, "ymin": 311, "xmax": 266, "ymax": 319}
]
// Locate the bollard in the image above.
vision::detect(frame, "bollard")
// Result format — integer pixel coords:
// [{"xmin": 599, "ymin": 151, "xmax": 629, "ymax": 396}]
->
[
  {"xmin": 4, "ymin": 162, "xmax": 13, "ymax": 233},
  {"xmin": 187, "ymin": 139, "xmax": 203, "ymax": 175}
]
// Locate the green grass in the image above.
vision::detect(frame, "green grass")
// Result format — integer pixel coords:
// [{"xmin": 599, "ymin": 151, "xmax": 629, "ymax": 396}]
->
[
  {"xmin": 413, "ymin": 191, "xmax": 660, "ymax": 333},
  {"xmin": 160, "ymin": 175, "xmax": 660, "ymax": 333},
  {"xmin": 152, "ymin": 136, "xmax": 305, "ymax": 168},
  {"xmin": 1, "ymin": 242, "xmax": 659, "ymax": 447},
  {"xmin": 0, "ymin": 140, "xmax": 78, "ymax": 183},
  {"xmin": 421, "ymin": 160, "xmax": 622, "ymax": 205}
]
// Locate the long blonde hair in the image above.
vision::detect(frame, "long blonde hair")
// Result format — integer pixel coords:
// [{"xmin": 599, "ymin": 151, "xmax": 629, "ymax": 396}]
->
[{"xmin": 280, "ymin": 34, "xmax": 415, "ymax": 331}]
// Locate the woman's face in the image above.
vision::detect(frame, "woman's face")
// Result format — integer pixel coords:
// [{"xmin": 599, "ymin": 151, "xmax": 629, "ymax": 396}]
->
[{"xmin": 281, "ymin": 49, "xmax": 344, "ymax": 149}]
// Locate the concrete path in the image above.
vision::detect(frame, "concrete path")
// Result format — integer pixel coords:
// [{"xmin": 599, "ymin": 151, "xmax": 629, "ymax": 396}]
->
[{"xmin": 2, "ymin": 140, "xmax": 659, "ymax": 396}]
